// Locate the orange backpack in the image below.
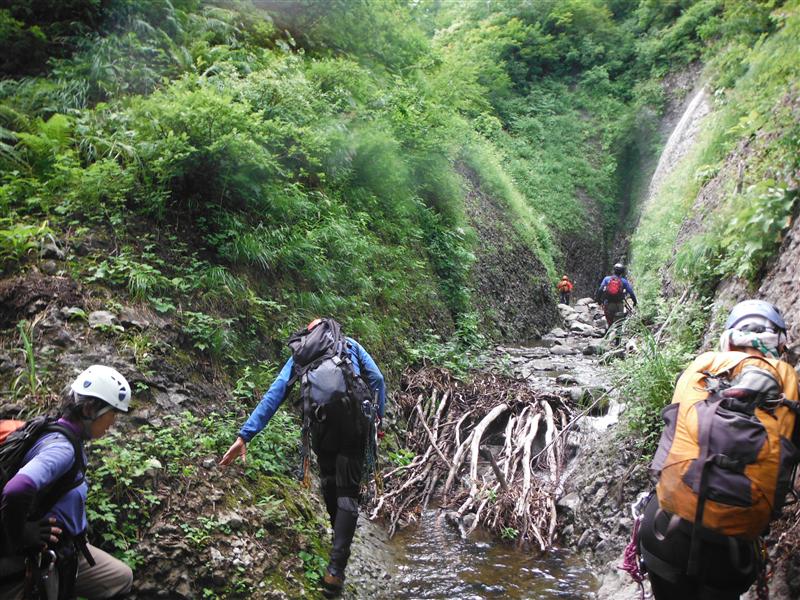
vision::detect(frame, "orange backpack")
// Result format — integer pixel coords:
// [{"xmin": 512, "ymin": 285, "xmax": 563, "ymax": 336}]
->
[
  {"xmin": 652, "ymin": 351, "xmax": 800, "ymax": 541},
  {"xmin": 0, "ymin": 420, "xmax": 25, "ymax": 444}
]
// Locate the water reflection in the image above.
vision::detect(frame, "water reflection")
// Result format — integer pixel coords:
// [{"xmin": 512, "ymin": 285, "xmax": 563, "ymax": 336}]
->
[{"xmin": 385, "ymin": 510, "xmax": 597, "ymax": 599}]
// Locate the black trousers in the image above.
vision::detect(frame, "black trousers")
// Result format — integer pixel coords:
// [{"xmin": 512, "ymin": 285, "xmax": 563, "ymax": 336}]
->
[
  {"xmin": 311, "ymin": 402, "xmax": 368, "ymax": 576},
  {"xmin": 639, "ymin": 495, "xmax": 758, "ymax": 600}
]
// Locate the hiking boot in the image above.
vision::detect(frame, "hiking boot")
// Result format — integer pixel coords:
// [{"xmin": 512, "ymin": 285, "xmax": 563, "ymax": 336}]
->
[{"xmin": 321, "ymin": 569, "xmax": 344, "ymax": 598}]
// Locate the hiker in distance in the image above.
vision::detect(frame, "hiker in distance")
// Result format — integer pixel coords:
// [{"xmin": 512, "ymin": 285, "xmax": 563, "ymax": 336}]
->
[
  {"xmin": 0, "ymin": 365, "xmax": 134, "ymax": 600},
  {"xmin": 640, "ymin": 300, "xmax": 799, "ymax": 599},
  {"xmin": 556, "ymin": 275, "xmax": 574, "ymax": 305},
  {"xmin": 220, "ymin": 318, "xmax": 386, "ymax": 599},
  {"xmin": 595, "ymin": 262, "xmax": 637, "ymax": 328}
]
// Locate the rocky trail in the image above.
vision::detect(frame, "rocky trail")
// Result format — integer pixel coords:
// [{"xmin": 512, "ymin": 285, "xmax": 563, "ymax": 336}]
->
[{"xmin": 344, "ymin": 298, "xmax": 644, "ymax": 599}]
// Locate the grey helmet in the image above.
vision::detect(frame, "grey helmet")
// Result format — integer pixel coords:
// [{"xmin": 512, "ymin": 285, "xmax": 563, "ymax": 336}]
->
[
  {"xmin": 724, "ymin": 300, "xmax": 786, "ymax": 333},
  {"xmin": 613, "ymin": 263, "xmax": 625, "ymax": 276}
]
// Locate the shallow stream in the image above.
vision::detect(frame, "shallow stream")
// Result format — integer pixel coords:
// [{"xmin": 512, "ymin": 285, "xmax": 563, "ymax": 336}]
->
[
  {"xmin": 387, "ymin": 510, "xmax": 596, "ymax": 599},
  {"xmin": 348, "ymin": 305, "xmax": 614, "ymax": 599}
]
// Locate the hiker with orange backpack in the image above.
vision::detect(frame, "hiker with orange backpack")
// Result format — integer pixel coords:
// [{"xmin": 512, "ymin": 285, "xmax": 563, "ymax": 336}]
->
[
  {"xmin": 0, "ymin": 365, "xmax": 134, "ymax": 600},
  {"xmin": 556, "ymin": 275, "xmax": 574, "ymax": 305},
  {"xmin": 639, "ymin": 300, "xmax": 799, "ymax": 599},
  {"xmin": 596, "ymin": 263, "xmax": 637, "ymax": 328},
  {"xmin": 220, "ymin": 318, "xmax": 385, "ymax": 599}
]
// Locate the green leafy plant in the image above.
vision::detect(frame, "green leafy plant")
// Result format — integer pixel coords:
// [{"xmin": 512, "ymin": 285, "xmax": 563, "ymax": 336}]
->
[
  {"xmin": 500, "ymin": 526, "xmax": 519, "ymax": 541},
  {"xmin": 618, "ymin": 326, "xmax": 691, "ymax": 455},
  {"xmin": 298, "ymin": 550, "xmax": 327, "ymax": 584},
  {"xmin": 0, "ymin": 219, "xmax": 51, "ymax": 269},
  {"xmin": 182, "ymin": 310, "xmax": 233, "ymax": 358},
  {"xmin": 11, "ymin": 319, "xmax": 39, "ymax": 399}
]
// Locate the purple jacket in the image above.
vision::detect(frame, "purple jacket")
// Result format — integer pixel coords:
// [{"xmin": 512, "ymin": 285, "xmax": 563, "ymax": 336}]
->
[{"xmin": 1, "ymin": 418, "xmax": 88, "ymax": 552}]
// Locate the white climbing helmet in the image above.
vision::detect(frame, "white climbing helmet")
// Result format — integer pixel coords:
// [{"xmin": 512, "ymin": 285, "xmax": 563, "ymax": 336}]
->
[{"xmin": 70, "ymin": 365, "xmax": 131, "ymax": 412}]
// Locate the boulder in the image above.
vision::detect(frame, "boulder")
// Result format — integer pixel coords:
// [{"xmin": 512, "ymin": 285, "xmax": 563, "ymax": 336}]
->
[
  {"xmin": 569, "ymin": 321, "xmax": 599, "ymax": 336},
  {"xmin": 556, "ymin": 492, "xmax": 581, "ymax": 512},
  {"xmin": 581, "ymin": 342, "xmax": 604, "ymax": 355},
  {"xmin": 119, "ymin": 307, "xmax": 152, "ymax": 330},
  {"xmin": 576, "ymin": 297, "xmax": 594, "ymax": 306},
  {"xmin": 551, "ymin": 345, "xmax": 579, "ymax": 356},
  {"xmin": 548, "ymin": 327, "xmax": 569, "ymax": 338},
  {"xmin": 88, "ymin": 310, "xmax": 118, "ymax": 329},
  {"xmin": 218, "ymin": 511, "xmax": 245, "ymax": 531}
]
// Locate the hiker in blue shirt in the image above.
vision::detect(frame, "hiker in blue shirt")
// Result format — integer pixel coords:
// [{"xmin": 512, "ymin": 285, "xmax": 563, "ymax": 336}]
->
[
  {"xmin": 596, "ymin": 263, "xmax": 638, "ymax": 327},
  {"xmin": 220, "ymin": 318, "xmax": 385, "ymax": 598}
]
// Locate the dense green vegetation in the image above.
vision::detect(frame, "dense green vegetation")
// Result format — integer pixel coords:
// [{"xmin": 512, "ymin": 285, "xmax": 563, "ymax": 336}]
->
[
  {"xmin": 625, "ymin": 0, "xmax": 800, "ymax": 450},
  {"xmin": 631, "ymin": 0, "xmax": 800, "ymax": 309}
]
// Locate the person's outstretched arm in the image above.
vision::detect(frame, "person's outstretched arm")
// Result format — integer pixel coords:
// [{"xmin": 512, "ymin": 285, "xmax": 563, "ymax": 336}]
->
[
  {"xmin": 351, "ymin": 341, "xmax": 386, "ymax": 418},
  {"xmin": 220, "ymin": 357, "xmax": 294, "ymax": 466}
]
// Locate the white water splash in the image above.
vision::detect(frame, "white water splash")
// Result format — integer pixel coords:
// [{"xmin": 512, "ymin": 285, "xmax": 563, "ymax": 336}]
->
[{"xmin": 645, "ymin": 86, "xmax": 711, "ymax": 209}]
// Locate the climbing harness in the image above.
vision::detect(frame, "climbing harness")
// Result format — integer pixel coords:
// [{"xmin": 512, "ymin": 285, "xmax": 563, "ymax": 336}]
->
[
  {"xmin": 620, "ymin": 492, "xmax": 650, "ymax": 600},
  {"xmin": 755, "ymin": 539, "xmax": 772, "ymax": 600}
]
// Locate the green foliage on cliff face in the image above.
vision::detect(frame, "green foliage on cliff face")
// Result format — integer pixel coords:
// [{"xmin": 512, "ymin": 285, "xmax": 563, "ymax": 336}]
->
[
  {"xmin": 631, "ymin": 0, "xmax": 800, "ymax": 309},
  {"xmin": 5, "ymin": 0, "xmax": 798, "ymax": 590},
  {"xmin": 0, "ymin": 0, "xmax": 676, "ymax": 363}
]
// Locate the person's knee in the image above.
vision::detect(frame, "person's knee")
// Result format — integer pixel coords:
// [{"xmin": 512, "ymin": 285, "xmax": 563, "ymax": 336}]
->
[
  {"xmin": 104, "ymin": 562, "xmax": 133, "ymax": 598},
  {"xmin": 336, "ymin": 496, "xmax": 359, "ymax": 515}
]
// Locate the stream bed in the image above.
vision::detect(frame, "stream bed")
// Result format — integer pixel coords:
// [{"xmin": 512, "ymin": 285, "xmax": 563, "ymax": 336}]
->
[
  {"xmin": 386, "ymin": 510, "xmax": 596, "ymax": 599},
  {"xmin": 347, "ymin": 300, "xmax": 615, "ymax": 599}
]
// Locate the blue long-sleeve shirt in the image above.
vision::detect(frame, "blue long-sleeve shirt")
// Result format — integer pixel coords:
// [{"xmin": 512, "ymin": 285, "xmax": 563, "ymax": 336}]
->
[
  {"xmin": 238, "ymin": 338, "xmax": 386, "ymax": 442},
  {"xmin": 596, "ymin": 276, "xmax": 638, "ymax": 305}
]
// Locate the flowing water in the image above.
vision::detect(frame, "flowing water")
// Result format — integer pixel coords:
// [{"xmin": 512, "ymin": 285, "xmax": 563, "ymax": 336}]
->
[
  {"xmin": 388, "ymin": 510, "xmax": 597, "ymax": 599},
  {"xmin": 348, "ymin": 309, "xmax": 612, "ymax": 599},
  {"xmin": 348, "ymin": 509, "xmax": 597, "ymax": 600}
]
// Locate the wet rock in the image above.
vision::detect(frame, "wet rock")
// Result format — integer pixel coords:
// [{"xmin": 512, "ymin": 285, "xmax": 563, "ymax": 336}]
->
[
  {"xmin": 119, "ymin": 307, "xmax": 151, "ymax": 330},
  {"xmin": 582, "ymin": 342, "xmax": 605, "ymax": 355},
  {"xmin": 51, "ymin": 329, "xmax": 74, "ymax": 347},
  {"xmin": 557, "ymin": 492, "xmax": 582, "ymax": 512},
  {"xmin": 89, "ymin": 310, "xmax": 118, "ymax": 329},
  {"xmin": 549, "ymin": 327, "xmax": 569, "ymax": 338},
  {"xmin": 556, "ymin": 374, "xmax": 578, "ymax": 386},
  {"xmin": 569, "ymin": 321, "xmax": 597, "ymax": 335},
  {"xmin": 218, "ymin": 511, "xmax": 245, "ymax": 530},
  {"xmin": 551, "ymin": 345, "xmax": 579, "ymax": 356},
  {"xmin": 462, "ymin": 513, "xmax": 477, "ymax": 530},
  {"xmin": 202, "ymin": 458, "xmax": 216, "ymax": 469}
]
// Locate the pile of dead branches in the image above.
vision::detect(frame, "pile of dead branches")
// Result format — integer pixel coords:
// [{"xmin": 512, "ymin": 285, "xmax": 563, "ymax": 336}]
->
[{"xmin": 371, "ymin": 367, "xmax": 575, "ymax": 549}]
